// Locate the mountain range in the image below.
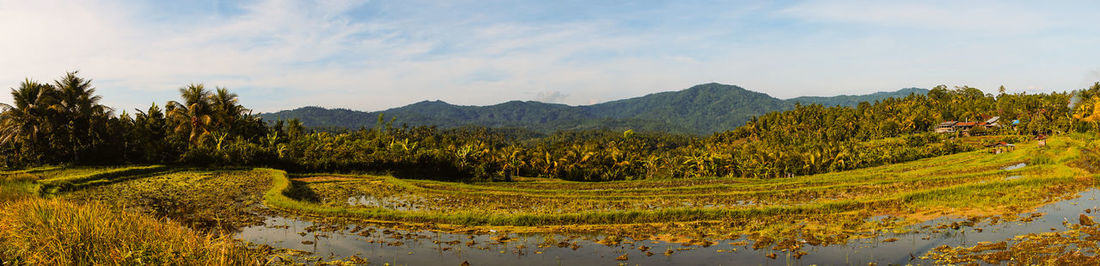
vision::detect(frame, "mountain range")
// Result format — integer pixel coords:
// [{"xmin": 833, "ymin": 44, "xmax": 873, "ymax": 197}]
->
[{"xmin": 259, "ymin": 83, "xmax": 927, "ymax": 135}]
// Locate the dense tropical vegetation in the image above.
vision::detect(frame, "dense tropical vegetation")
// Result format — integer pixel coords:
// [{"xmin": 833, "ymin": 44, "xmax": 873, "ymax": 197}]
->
[{"xmin": 1, "ymin": 72, "xmax": 1098, "ymax": 182}]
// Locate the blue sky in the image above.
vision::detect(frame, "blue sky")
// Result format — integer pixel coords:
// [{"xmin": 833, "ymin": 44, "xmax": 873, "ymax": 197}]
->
[{"xmin": 1, "ymin": 0, "xmax": 1099, "ymax": 112}]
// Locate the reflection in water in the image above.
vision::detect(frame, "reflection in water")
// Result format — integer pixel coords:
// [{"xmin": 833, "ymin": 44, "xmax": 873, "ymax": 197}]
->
[
  {"xmin": 1001, "ymin": 163, "xmax": 1027, "ymax": 171},
  {"xmin": 1002, "ymin": 163, "xmax": 1027, "ymax": 180},
  {"xmin": 238, "ymin": 188, "xmax": 1100, "ymax": 265}
]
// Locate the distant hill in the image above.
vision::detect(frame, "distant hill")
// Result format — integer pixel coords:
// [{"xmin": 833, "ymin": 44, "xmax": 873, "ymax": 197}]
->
[
  {"xmin": 582, "ymin": 83, "xmax": 790, "ymax": 134},
  {"xmin": 260, "ymin": 83, "xmax": 926, "ymax": 134},
  {"xmin": 786, "ymin": 88, "xmax": 929, "ymax": 107}
]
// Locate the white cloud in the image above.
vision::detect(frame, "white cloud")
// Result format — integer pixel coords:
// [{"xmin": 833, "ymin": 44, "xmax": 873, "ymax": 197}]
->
[
  {"xmin": 0, "ymin": 0, "xmax": 691, "ymax": 112},
  {"xmin": 0, "ymin": 0, "xmax": 401, "ymax": 111},
  {"xmin": 1, "ymin": 0, "xmax": 1098, "ymax": 113}
]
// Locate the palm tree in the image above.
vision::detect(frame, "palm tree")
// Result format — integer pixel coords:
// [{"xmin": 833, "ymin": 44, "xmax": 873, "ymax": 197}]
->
[
  {"xmin": 0, "ymin": 79, "xmax": 60, "ymax": 162},
  {"xmin": 53, "ymin": 71, "xmax": 111, "ymax": 161},
  {"xmin": 133, "ymin": 103, "xmax": 169, "ymax": 162},
  {"xmin": 210, "ymin": 87, "xmax": 246, "ymax": 132},
  {"xmin": 167, "ymin": 84, "xmax": 214, "ymax": 147}
]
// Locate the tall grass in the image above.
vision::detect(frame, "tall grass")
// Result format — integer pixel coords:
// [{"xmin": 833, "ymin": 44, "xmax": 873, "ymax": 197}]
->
[{"xmin": 0, "ymin": 199, "xmax": 267, "ymax": 265}]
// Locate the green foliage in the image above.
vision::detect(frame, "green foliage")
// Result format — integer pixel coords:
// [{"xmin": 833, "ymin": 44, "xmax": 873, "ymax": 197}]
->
[
  {"xmin": 0, "ymin": 73, "xmax": 270, "ymax": 168},
  {"xmin": 0, "ymin": 73, "xmax": 115, "ymax": 165}
]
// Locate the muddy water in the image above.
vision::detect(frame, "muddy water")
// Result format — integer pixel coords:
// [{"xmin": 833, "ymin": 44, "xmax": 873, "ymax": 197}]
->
[{"xmin": 239, "ymin": 188, "xmax": 1100, "ymax": 265}]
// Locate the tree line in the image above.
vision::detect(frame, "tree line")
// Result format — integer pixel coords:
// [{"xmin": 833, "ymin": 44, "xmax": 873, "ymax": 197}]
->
[{"xmin": 3, "ymin": 72, "xmax": 1098, "ymax": 181}]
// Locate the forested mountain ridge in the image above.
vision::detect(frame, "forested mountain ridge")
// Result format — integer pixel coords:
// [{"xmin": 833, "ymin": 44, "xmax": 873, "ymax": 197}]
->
[
  {"xmin": 787, "ymin": 88, "xmax": 930, "ymax": 107},
  {"xmin": 260, "ymin": 83, "xmax": 928, "ymax": 134}
]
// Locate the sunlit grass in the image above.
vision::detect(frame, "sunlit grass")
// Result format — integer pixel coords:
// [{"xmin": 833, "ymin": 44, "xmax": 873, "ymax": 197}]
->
[
  {"xmin": 0, "ymin": 199, "xmax": 266, "ymax": 265},
  {"xmin": 0, "ymin": 166, "xmax": 272, "ymax": 264},
  {"xmin": 36, "ymin": 165, "xmax": 168, "ymax": 195}
]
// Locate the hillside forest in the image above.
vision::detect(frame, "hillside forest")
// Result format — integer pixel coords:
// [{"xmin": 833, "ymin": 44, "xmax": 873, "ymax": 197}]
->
[
  {"xmin": 259, "ymin": 84, "xmax": 927, "ymax": 134},
  {"xmin": 3, "ymin": 71, "xmax": 1100, "ymax": 181}
]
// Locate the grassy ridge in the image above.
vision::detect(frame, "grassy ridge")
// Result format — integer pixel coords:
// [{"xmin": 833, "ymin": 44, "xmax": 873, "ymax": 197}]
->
[
  {"xmin": 0, "ymin": 173, "xmax": 37, "ymax": 202},
  {"xmin": 36, "ymin": 165, "xmax": 169, "ymax": 195},
  {"xmin": 264, "ymin": 167, "xmax": 870, "ymax": 225}
]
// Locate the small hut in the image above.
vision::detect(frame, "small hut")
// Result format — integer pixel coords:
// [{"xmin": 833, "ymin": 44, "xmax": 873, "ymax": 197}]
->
[
  {"xmin": 935, "ymin": 121, "xmax": 957, "ymax": 133},
  {"xmin": 986, "ymin": 141, "xmax": 1015, "ymax": 154}
]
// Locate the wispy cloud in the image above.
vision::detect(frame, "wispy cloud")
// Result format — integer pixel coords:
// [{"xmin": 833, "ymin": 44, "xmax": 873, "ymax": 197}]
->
[
  {"xmin": 1, "ymin": 0, "xmax": 1098, "ymax": 112},
  {"xmin": 779, "ymin": 1, "xmax": 1059, "ymax": 34}
]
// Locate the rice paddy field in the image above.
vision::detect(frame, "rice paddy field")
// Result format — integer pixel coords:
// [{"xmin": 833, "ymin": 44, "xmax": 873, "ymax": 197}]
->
[{"xmin": 3, "ymin": 135, "xmax": 1100, "ymax": 265}]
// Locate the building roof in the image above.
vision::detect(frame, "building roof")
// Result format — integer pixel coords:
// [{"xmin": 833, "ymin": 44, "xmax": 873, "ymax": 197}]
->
[
  {"xmin": 956, "ymin": 122, "xmax": 978, "ymax": 127},
  {"xmin": 937, "ymin": 121, "xmax": 957, "ymax": 127}
]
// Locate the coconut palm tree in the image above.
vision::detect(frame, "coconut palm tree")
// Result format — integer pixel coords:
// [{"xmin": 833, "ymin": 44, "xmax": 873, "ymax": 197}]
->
[
  {"xmin": 132, "ymin": 103, "xmax": 170, "ymax": 162},
  {"xmin": 53, "ymin": 71, "xmax": 111, "ymax": 161},
  {"xmin": 210, "ymin": 87, "xmax": 246, "ymax": 132},
  {"xmin": 167, "ymin": 84, "xmax": 214, "ymax": 147},
  {"xmin": 0, "ymin": 79, "xmax": 60, "ymax": 162}
]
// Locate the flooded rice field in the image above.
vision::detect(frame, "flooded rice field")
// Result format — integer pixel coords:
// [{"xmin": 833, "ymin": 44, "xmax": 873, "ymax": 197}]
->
[{"xmin": 237, "ymin": 188, "xmax": 1100, "ymax": 265}]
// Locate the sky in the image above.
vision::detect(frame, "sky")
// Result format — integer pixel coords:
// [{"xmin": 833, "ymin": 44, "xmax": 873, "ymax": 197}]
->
[{"xmin": 1, "ymin": 0, "xmax": 1099, "ymax": 113}]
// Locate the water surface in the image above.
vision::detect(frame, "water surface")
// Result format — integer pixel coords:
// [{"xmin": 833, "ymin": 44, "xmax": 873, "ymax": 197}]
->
[{"xmin": 238, "ymin": 188, "xmax": 1100, "ymax": 265}]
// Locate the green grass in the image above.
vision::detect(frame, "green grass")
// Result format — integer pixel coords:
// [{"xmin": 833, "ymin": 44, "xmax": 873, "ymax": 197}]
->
[{"xmin": 0, "ymin": 174, "xmax": 37, "ymax": 203}]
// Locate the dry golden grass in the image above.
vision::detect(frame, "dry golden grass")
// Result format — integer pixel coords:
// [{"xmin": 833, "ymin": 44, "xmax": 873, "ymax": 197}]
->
[{"xmin": 0, "ymin": 198, "xmax": 267, "ymax": 265}]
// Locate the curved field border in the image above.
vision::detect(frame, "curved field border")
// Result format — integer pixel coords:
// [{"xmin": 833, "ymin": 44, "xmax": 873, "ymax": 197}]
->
[
  {"xmin": 262, "ymin": 168, "xmax": 1085, "ymax": 226},
  {"xmin": 263, "ymin": 166, "xmax": 871, "ymax": 225},
  {"xmin": 36, "ymin": 165, "xmax": 171, "ymax": 195},
  {"xmin": 259, "ymin": 137, "xmax": 1095, "ymax": 227}
]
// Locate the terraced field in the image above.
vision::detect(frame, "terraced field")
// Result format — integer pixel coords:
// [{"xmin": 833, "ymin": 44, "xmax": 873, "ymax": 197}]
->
[
  {"xmin": 3, "ymin": 135, "xmax": 1098, "ymax": 264},
  {"xmin": 62, "ymin": 169, "xmax": 274, "ymax": 231},
  {"xmin": 267, "ymin": 136, "xmax": 1094, "ymax": 236}
]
